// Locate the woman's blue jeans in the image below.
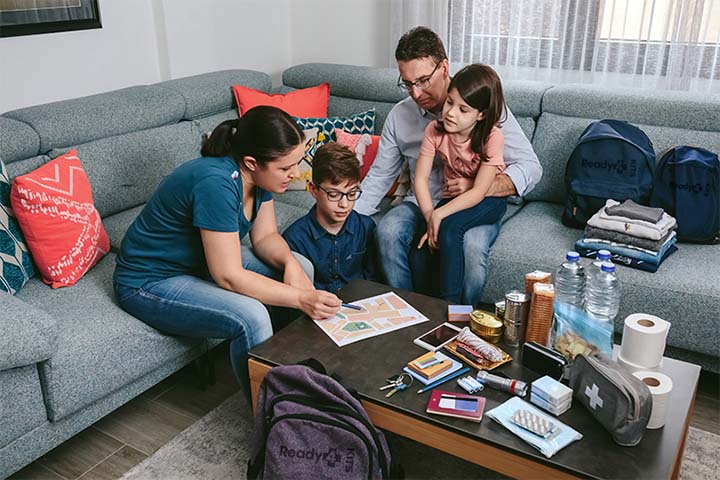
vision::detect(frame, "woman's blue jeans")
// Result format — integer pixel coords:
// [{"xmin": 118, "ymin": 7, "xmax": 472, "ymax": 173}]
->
[{"xmin": 114, "ymin": 247, "xmax": 313, "ymax": 398}]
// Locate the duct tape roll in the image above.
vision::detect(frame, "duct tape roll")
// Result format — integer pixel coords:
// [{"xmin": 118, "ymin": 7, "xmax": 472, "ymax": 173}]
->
[
  {"xmin": 620, "ymin": 314, "xmax": 670, "ymax": 369},
  {"xmin": 632, "ymin": 371, "xmax": 673, "ymax": 429}
]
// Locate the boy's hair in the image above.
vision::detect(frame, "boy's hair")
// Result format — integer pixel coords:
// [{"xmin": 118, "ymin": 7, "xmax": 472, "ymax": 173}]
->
[
  {"xmin": 312, "ymin": 142, "xmax": 361, "ymax": 185},
  {"xmin": 437, "ymin": 63, "xmax": 507, "ymax": 162},
  {"xmin": 395, "ymin": 26, "xmax": 447, "ymax": 63}
]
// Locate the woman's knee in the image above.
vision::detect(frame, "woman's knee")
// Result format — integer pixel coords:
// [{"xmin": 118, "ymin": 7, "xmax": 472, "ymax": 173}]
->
[
  {"xmin": 292, "ymin": 252, "xmax": 314, "ymax": 282},
  {"xmin": 228, "ymin": 301, "xmax": 273, "ymax": 347}
]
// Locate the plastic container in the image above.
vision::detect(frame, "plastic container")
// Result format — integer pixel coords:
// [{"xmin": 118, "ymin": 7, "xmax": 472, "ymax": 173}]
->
[
  {"xmin": 585, "ymin": 262, "xmax": 621, "ymax": 323},
  {"xmin": 554, "ymin": 251, "xmax": 586, "ymax": 309}
]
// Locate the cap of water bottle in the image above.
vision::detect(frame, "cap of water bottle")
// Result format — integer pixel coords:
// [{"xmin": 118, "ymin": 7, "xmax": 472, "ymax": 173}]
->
[
  {"xmin": 601, "ymin": 262, "xmax": 616, "ymax": 273},
  {"xmin": 566, "ymin": 251, "xmax": 580, "ymax": 262},
  {"xmin": 598, "ymin": 249, "xmax": 611, "ymax": 260}
]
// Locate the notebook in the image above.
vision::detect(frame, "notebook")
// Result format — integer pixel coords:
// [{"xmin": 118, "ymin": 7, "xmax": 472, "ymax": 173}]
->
[
  {"xmin": 426, "ymin": 390, "xmax": 486, "ymax": 422},
  {"xmin": 403, "ymin": 352, "xmax": 464, "ymax": 385},
  {"xmin": 407, "ymin": 351, "xmax": 453, "ymax": 380}
]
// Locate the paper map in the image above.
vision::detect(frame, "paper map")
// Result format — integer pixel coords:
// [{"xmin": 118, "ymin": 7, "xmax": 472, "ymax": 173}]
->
[{"xmin": 315, "ymin": 292, "xmax": 429, "ymax": 347}]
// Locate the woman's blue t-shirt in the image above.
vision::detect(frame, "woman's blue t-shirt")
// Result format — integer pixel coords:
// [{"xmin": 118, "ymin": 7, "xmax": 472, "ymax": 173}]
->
[{"xmin": 114, "ymin": 156, "xmax": 272, "ymax": 289}]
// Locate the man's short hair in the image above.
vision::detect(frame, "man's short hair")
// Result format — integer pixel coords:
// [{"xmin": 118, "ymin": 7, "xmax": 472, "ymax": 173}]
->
[
  {"xmin": 395, "ymin": 26, "xmax": 447, "ymax": 63},
  {"xmin": 312, "ymin": 142, "xmax": 360, "ymax": 185}
]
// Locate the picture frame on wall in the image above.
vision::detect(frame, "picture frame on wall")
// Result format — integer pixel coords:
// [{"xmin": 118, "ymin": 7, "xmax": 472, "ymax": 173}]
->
[{"xmin": 0, "ymin": 0, "xmax": 101, "ymax": 38}]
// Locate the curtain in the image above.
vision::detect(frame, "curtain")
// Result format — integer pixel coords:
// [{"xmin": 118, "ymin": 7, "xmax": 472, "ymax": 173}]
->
[
  {"xmin": 389, "ymin": 0, "xmax": 451, "ymax": 66},
  {"xmin": 413, "ymin": 0, "xmax": 719, "ymax": 92}
]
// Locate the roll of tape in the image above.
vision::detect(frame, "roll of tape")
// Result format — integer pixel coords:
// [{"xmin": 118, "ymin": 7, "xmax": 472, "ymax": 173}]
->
[
  {"xmin": 632, "ymin": 371, "xmax": 673, "ymax": 429},
  {"xmin": 620, "ymin": 314, "xmax": 670, "ymax": 369}
]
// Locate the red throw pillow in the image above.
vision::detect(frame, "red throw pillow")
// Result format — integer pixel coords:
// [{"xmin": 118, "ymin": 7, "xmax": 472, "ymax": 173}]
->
[
  {"xmin": 362, "ymin": 135, "xmax": 380, "ymax": 180},
  {"xmin": 335, "ymin": 130, "xmax": 381, "ymax": 180},
  {"xmin": 10, "ymin": 149, "xmax": 109, "ymax": 288},
  {"xmin": 232, "ymin": 83, "xmax": 330, "ymax": 117}
]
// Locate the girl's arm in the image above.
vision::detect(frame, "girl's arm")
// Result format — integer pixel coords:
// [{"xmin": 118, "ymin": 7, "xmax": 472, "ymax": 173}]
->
[
  {"xmin": 250, "ymin": 199, "xmax": 313, "ymax": 291},
  {"xmin": 434, "ymin": 164, "xmax": 497, "ymax": 219},
  {"xmin": 413, "ymin": 150, "xmax": 436, "ymax": 220},
  {"xmin": 201, "ymin": 227, "xmax": 341, "ymax": 320}
]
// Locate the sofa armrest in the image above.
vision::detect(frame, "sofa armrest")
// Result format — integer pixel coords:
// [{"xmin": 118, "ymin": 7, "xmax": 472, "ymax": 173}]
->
[{"xmin": 0, "ymin": 291, "xmax": 59, "ymax": 370}]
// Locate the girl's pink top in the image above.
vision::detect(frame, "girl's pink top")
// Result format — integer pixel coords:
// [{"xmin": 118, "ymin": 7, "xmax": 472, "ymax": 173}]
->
[{"xmin": 420, "ymin": 120, "xmax": 505, "ymax": 182}]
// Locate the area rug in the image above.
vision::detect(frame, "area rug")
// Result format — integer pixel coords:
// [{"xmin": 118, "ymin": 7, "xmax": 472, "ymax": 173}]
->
[{"xmin": 121, "ymin": 392, "xmax": 719, "ymax": 480}]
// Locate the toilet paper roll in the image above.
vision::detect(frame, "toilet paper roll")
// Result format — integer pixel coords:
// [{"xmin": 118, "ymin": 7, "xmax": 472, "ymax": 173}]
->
[
  {"xmin": 632, "ymin": 371, "xmax": 673, "ymax": 429},
  {"xmin": 620, "ymin": 314, "xmax": 670, "ymax": 369},
  {"xmin": 617, "ymin": 354, "xmax": 662, "ymax": 374}
]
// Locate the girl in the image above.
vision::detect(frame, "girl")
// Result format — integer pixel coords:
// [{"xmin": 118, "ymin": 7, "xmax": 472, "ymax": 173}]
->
[
  {"xmin": 414, "ymin": 64, "xmax": 508, "ymax": 303},
  {"xmin": 113, "ymin": 106, "xmax": 341, "ymax": 397}
]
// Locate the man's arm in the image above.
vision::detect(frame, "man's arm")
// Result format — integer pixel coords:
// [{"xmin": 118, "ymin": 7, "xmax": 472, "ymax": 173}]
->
[
  {"xmin": 498, "ymin": 107, "xmax": 542, "ymax": 197},
  {"xmin": 354, "ymin": 111, "xmax": 404, "ymax": 216}
]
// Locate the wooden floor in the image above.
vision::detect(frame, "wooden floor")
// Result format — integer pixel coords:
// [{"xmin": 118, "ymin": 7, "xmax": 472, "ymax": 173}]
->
[{"xmin": 9, "ymin": 344, "xmax": 719, "ymax": 480}]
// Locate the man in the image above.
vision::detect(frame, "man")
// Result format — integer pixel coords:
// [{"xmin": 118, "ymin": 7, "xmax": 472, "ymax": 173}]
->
[{"xmin": 353, "ymin": 26, "xmax": 542, "ymax": 305}]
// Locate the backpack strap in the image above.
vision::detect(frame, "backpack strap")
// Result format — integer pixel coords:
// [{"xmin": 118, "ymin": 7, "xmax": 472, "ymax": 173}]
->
[{"xmin": 297, "ymin": 357, "xmax": 327, "ymax": 375}]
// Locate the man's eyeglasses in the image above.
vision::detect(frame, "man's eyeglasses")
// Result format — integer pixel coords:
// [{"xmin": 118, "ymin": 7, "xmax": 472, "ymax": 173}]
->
[
  {"xmin": 315, "ymin": 184, "xmax": 363, "ymax": 202},
  {"xmin": 397, "ymin": 60, "xmax": 443, "ymax": 92}
]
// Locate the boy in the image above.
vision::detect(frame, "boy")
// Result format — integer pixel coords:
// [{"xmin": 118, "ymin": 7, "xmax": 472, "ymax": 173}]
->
[{"xmin": 283, "ymin": 142, "xmax": 378, "ymax": 293}]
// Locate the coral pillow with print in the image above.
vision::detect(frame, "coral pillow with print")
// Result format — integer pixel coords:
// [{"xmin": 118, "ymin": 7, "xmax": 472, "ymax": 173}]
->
[
  {"xmin": 10, "ymin": 149, "xmax": 109, "ymax": 288},
  {"xmin": 562, "ymin": 119, "xmax": 655, "ymax": 228},
  {"xmin": 651, "ymin": 146, "xmax": 720, "ymax": 244}
]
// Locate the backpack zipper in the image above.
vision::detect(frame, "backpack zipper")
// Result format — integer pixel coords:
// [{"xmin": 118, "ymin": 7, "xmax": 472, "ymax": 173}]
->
[
  {"xmin": 268, "ymin": 394, "xmax": 389, "ymax": 478},
  {"xmin": 266, "ymin": 412, "xmax": 375, "ymax": 479}
]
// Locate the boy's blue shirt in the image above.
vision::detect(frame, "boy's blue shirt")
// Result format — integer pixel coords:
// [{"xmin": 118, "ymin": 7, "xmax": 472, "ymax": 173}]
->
[{"xmin": 282, "ymin": 205, "xmax": 378, "ymax": 293}]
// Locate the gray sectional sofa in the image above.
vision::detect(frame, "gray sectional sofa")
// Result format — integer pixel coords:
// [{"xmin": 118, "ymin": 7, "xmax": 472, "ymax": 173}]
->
[{"xmin": 1, "ymin": 63, "xmax": 718, "ymax": 477}]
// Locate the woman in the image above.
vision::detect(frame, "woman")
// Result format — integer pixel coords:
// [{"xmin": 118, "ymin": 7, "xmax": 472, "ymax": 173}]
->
[{"xmin": 113, "ymin": 106, "xmax": 341, "ymax": 396}]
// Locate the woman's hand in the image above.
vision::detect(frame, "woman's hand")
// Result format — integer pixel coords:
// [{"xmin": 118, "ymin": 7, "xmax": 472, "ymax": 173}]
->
[
  {"xmin": 284, "ymin": 260, "xmax": 314, "ymax": 290},
  {"xmin": 299, "ymin": 290, "xmax": 342, "ymax": 320}
]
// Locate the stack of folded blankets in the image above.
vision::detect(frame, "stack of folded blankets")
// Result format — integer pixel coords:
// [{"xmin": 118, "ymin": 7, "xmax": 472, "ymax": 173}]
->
[{"xmin": 575, "ymin": 199, "xmax": 678, "ymax": 272}]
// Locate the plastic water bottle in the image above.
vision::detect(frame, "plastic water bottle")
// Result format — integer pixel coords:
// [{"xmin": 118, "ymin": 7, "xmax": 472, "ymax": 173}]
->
[
  {"xmin": 587, "ymin": 249, "xmax": 612, "ymax": 283},
  {"xmin": 554, "ymin": 251, "xmax": 586, "ymax": 308},
  {"xmin": 585, "ymin": 262, "xmax": 621, "ymax": 323}
]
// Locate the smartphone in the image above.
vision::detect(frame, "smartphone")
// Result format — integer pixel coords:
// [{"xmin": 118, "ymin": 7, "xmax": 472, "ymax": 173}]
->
[{"xmin": 413, "ymin": 322, "xmax": 461, "ymax": 351}]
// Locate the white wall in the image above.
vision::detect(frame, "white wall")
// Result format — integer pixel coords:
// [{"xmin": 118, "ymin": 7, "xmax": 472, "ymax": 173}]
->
[
  {"xmin": 0, "ymin": 0, "xmax": 390, "ymax": 113},
  {"xmin": 0, "ymin": 0, "xmax": 162, "ymax": 112},
  {"xmin": 289, "ymin": 0, "xmax": 392, "ymax": 68}
]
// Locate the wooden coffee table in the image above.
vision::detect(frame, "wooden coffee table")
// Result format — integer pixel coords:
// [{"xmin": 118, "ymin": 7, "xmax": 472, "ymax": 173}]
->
[{"xmin": 248, "ymin": 280, "xmax": 700, "ymax": 480}]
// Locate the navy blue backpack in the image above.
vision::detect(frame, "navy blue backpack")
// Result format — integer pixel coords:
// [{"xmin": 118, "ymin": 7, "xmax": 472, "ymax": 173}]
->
[
  {"xmin": 562, "ymin": 119, "xmax": 656, "ymax": 228},
  {"xmin": 651, "ymin": 146, "xmax": 720, "ymax": 243}
]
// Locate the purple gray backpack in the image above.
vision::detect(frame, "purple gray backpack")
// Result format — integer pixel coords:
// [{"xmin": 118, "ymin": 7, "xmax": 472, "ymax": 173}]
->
[{"xmin": 248, "ymin": 360, "xmax": 391, "ymax": 480}]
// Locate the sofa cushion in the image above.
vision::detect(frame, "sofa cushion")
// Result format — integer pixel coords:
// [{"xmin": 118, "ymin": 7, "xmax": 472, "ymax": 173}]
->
[
  {"xmin": 0, "ymin": 365, "xmax": 47, "ymax": 448},
  {"xmin": 156, "ymin": 69, "xmax": 272, "ymax": 120},
  {"xmin": 233, "ymin": 83, "xmax": 330, "ymax": 118},
  {"xmin": 15, "ymin": 254, "xmax": 203, "ymax": 421},
  {"xmin": 3, "ymin": 86, "xmax": 186, "ymax": 153},
  {"xmin": 50, "ymin": 121, "xmax": 202, "ymax": 218},
  {"xmin": 0, "ymin": 117, "xmax": 39, "ymax": 164},
  {"xmin": 1, "ymin": 156, "xmax": 35, "ymax": 294},
  {"xmin": 482, "ymin": 201, "xmax": 720, "ymax": 358},
  {"xmin": 0, "ymin": 290, "xmax": 58, "ymax": 370},
  {"xmin": 194, "ymin": 109, "xmax": 238, "ymax": 137},
  {"xmin": 103, "ymin": 205, "xmax": 144, "ymax": 250}
]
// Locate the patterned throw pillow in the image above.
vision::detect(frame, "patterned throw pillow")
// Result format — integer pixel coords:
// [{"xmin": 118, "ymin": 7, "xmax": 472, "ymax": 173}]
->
[
  {"xmin": 293, "ymin": 110, "xmax": 376, "ymax": 148},
  {"xmin": 10, "ymin": 149, "xmax": 109, "ymax": 288},
  {"xmin": 335, "ymin": 129, "xmax": 381, "ymax": 180},
  {"xmin": 0, "ymin": 156, "xmax": 35, "ymax": 294},
  {"xmin": 287, "ymin": 128, "xmax": 320, "ymax": 191}
]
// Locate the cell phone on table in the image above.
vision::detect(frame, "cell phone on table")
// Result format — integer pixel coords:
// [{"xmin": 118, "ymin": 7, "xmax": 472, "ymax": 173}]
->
[{"xmin": 413, "ymin": 322, "xmax": 461, "ymax": 351}]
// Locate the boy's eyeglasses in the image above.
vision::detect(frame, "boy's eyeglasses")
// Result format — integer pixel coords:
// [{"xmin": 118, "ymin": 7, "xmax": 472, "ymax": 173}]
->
[
  {"xmin": 315, "ymin": 184, "xmax": 363, "ymax": 202},
  {"xmin": 397, "ymin": 60, "xmax": 443, "ymax": 92}
]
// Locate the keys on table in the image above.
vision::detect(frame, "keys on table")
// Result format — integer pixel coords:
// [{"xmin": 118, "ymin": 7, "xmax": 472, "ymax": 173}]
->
[{"xmin": 379, "ymin": 374, "xmax": 413, "ymax": 398}]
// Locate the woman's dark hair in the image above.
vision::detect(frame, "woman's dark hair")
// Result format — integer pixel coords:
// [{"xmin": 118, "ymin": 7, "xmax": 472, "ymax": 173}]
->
[
  {"xmin": 201, "ymin": 106, "xmax": 304, "ymax": 166},
  {"xmin": 437, "ymin": 64, "xmax": 507, "ymax": 162},
  {"xmin": 395, "ymin": 26, "xmax": 447, "ymax": 63}
]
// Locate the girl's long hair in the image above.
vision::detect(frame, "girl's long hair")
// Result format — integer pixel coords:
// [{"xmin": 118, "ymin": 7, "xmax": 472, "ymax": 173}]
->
[
  {"xmin": 201, "ymin": 106, "xmax": 304, "ymax": 166},
  {"xmin": 438, "ymin": 64, "xmax": 506, "ymax": 162}
]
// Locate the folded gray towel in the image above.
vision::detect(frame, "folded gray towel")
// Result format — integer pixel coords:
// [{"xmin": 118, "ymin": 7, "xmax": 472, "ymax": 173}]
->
[
  {"xmin": 584, "ymin": 224, "xmax": 675, "ymax": 252},
  {"xmin": 605, "ymin": 199, "xmax": 664, "ymax": 223}
]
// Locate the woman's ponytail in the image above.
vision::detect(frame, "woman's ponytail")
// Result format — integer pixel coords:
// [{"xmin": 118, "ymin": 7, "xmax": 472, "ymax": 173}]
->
[{"xmin": 201, "ymin": 119, "xmax": 240, "ymax": 157}]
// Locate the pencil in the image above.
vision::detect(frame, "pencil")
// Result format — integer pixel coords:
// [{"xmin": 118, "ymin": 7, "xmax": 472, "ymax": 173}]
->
[
  {"xmin": 341, "ymin": 303, "xmax": 363, "ymax": 311},
  {"xmin": 417, "ymin": 367, "xmax": 470, "ymax": 394}
]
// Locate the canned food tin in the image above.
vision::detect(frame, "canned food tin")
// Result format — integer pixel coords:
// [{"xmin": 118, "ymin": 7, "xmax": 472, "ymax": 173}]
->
[
  {"xmin": 504, "ymin": 290, "xmax": 530, "ymax": 347},
  {"xmin": 494, "ymin": 299, "xmax": 506, "ymax": 319},
  {"xmin": 469, "ymin": 310, "xmax": 503, "ymax": 337}
]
